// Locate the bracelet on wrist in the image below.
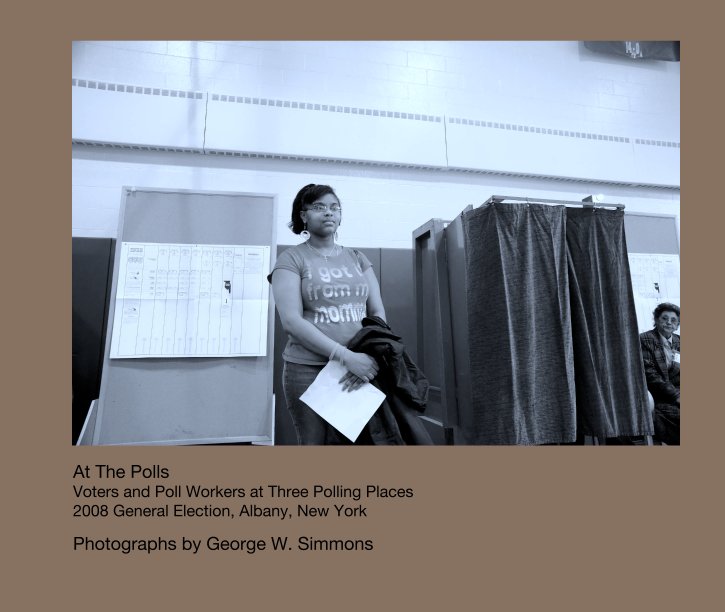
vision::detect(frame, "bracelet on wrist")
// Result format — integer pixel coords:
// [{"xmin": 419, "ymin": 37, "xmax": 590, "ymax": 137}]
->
[{"xmin": 329, "ymin": 343, "xmax": 349, "ymax": 367}]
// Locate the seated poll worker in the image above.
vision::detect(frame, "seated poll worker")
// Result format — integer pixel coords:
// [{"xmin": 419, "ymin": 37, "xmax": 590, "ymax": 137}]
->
[
  {"xmin": 268, "ymin": 184, "xmax": 430, "ymax": 446},
  {"xmin": 639, "ymin": 302, "xmax": 680, "ymax": 445}
]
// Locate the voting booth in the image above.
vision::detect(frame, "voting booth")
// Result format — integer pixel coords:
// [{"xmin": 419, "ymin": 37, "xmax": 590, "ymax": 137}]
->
[{"xmin": 414, "ymin": 197, "xmax": 680, "ymax": 444}]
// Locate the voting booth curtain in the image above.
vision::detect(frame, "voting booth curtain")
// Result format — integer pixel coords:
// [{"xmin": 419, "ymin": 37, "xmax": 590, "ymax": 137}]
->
[
  {"xmin": 464, "ymin": 203, "xmax": 577, "ymax": 445},
  {"xmin": 462, "ymin": 203, "xmax": 651, "ymax": 444},
  {"xmin": 566, "ymin": 207, "xmax": 652, "ymax": 438}
]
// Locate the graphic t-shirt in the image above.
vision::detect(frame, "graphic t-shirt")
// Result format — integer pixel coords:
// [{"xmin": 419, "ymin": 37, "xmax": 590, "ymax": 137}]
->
[{"xmin": 269, "ymin": 244, "xmax": 373, "ymax": 364}]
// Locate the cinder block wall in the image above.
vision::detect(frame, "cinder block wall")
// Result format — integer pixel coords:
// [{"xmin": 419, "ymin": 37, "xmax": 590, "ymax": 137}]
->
[{"xmin": 72, "ymin": 40, "xmax": 680, "ymax": 247}]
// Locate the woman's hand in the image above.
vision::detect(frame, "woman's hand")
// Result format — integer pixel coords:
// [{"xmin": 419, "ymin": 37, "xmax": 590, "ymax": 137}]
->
[{"xmin": 339, "ymin": 351, "xmax": 378, "ymax": 392}]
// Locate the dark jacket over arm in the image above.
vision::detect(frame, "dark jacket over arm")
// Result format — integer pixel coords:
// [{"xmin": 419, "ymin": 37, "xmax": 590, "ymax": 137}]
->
[{"xmin": 347, "ymin": 316, "xmax": 433, "ymax": 445}]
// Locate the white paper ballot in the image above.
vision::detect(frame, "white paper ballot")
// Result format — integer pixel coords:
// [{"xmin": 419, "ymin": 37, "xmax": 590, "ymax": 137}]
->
[{"xmin": 299, "ymin": 361, "xmax": 386, "ymax": 442}]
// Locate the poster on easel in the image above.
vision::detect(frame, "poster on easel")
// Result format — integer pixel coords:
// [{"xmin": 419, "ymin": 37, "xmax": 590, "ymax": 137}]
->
[
  {"xmin": 110, "ymin": 241, "xmax": 271, "ymax": 358},
  {"xmin": 628, "ymin": 253, "xmax": 681, "ymax": 334}
]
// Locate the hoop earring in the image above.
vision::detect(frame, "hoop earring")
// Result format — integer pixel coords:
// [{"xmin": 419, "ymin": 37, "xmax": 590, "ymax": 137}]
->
[
  {"xmin": 301, "ymin": 223, "xmax": 310, "ymax": 241},
  {"xmin": 334, "ymin": 230, "xmax": 339, "ymax": 242}
]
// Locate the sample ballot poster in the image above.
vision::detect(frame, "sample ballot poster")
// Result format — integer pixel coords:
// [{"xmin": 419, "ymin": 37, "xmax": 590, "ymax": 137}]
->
[
  {"xmin": 628, "ymin": 253, "xmax": 681, "ymax": 334},
  {"xmin": 110, "ymin": 242, "xmax": 271, "ymax": 358}
]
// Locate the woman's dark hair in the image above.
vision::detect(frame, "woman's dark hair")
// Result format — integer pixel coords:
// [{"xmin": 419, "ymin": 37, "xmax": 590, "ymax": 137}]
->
[
  {"xmin": 288, "ymin": 184, "xmax": 340, "ymax": 234},
  {"xmin": 653, "ymin": 302, "xmax": 680, "ymax": 323}
]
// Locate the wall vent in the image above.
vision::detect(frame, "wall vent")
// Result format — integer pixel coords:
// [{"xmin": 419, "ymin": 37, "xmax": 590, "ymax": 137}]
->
[
  {"xmin": 209, "ymin": 92, "xmax": 441, "ymax": 122},
  {"xmin": 72, "ymin": 78, "xmax": 204, "ymax": 100},
  {"xmin": 449, "ymin": 117, "xmax": 680, "ymax": 149},
  {"xmin": 72, "ymin": 78, "xmax": 679, "ymax": 149},
  {"xmin": 634, "ymin": 138, "xmax": 680, "ymax": 148},
  {"xmin": 448, "ymin": 116, "xmax": 639, "ymax": 144}
]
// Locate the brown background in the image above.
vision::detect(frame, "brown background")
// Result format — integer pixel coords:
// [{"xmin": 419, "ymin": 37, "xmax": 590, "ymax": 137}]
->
[{"xmin": 6, "ymin": 2, "xmax": 719, "ymax": 610}]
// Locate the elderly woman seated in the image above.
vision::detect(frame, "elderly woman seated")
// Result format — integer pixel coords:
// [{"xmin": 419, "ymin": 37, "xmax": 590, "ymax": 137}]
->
[{"xmin": 640, "ymin": 303, "xmax": 680, "ymax": 445}]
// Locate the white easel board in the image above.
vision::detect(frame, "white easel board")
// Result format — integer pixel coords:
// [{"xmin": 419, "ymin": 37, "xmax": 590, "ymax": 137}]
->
[{"xmin": 93, "ymin": 188, "xmax": 277, "ymax": 445}]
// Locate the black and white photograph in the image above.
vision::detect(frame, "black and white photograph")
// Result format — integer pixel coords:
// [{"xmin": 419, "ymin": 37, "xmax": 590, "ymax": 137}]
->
[{"xmin": 72, "ymin": 41, "xmax": 680, "ymax": 446}]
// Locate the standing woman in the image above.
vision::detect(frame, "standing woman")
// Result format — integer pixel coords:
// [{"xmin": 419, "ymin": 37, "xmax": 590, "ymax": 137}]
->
[{"xmin": 269, "ymin": 184, "xmax": 387, "ymax": 444}]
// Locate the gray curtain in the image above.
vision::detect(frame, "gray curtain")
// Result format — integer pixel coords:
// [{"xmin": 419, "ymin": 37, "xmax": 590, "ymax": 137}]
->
[
  {"xmin": 566, "ymin": 207, "xmax": 652, "ymax": 437},
  {"xmin": 463, "ymin": 203, "xmax": 577, "ymax": 444}
]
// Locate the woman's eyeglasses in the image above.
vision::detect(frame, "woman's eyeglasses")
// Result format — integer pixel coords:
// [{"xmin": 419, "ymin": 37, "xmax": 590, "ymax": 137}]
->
[{"xmin": 304, "ymin": 203, "xmax": 341, "ymax": 213}]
